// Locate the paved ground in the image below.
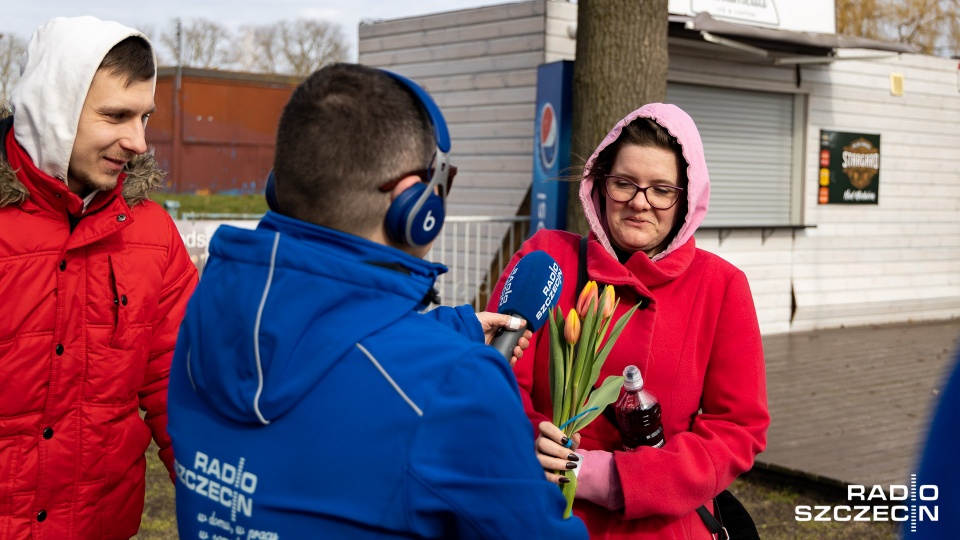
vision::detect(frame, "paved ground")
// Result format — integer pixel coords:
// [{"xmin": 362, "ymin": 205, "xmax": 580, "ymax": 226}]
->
[{"xmin": 757, "ymin": 317, "xmax": 960, "ymax": 489}]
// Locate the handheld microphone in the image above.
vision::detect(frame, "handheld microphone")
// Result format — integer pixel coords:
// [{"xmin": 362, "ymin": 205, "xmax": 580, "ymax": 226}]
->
[{"xmin": 491, "ymin": 250, "xmax": 563, "ymax": 359}]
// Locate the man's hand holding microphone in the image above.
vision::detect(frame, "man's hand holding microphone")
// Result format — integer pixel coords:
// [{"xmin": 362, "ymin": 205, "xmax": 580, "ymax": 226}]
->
[{"xmin": 481, "ymin": 250, "xmax": 562, "ymax": 367}]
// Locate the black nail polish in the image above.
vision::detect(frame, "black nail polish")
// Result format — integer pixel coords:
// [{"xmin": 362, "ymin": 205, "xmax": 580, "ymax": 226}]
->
[
  {"xmin": 560, "ymin": 437, "xmax": 569, "ymax": 446},
  {"xmin": 558, "ymin": 476, "xmax": 570, "ymax": 484},
  {"xmin": 565, "ymin": 461, "xmax": 578, "ymax": 470},
  {"xmin": 567, "ymin": 453, "xmax": 579, "ymax": 461}
]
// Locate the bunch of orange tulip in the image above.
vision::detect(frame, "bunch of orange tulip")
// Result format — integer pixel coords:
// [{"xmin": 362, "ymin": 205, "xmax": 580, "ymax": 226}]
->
[{"xmin": 548, "ymin": 280, "xmax": 639, "ymax": 517}]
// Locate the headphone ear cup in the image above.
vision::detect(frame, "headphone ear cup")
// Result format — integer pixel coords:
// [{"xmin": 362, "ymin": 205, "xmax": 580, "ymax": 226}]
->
[
  {"xmin": 384, "ymin": 183, "xmax": 422, "ymax": 243},
  {"xmin": 385, "ymin": 183, "xmax": 445, "ymax": 247},
  {"xmin": 265, "ymin": 170, "xmax": 280, "ymax": 213},
  {"xmin": 409, "ymin": 190, "xmax": 444, "ymax": 247}
]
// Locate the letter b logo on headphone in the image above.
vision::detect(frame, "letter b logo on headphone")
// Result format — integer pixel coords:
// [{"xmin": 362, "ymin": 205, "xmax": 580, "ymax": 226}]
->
[
  {"xmin": 385, "ymin": 182, "xmax": 445, "ymax": 248},
  {"xmin": 382, "ymin": 70, "xmax": 451, "ymax": 248}
]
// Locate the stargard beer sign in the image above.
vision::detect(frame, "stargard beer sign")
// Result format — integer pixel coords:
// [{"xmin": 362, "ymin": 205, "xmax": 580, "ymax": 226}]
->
[{"xmin": 818, "ymin": 130, "xmax": 881, "ymax": 205}]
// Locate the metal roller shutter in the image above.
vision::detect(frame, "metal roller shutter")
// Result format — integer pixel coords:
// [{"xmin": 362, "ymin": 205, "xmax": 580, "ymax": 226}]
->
[{"xmin": 666, "ymin": 83, "xmax": 795, "ymax": 227}]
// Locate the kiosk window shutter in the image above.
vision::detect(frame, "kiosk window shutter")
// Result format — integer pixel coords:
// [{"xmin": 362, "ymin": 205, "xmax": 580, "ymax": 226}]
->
[{"xmin": 666, "ymin": 83, "xmax": 794, "ymax": 227}]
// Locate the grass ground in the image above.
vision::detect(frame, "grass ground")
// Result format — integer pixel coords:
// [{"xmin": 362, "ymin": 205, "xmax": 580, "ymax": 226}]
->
[
  {"xmin": 729, "ymin": 471, "xmax": 899, "ymax": 539},
  {"xmin": 135, "ymin": 444, "xmax": 899, "ymax": 539},
  {"xmin": 149, "ymin": 193, "xmax": 269, "ymax": 216},
  {"xmin": 132, "ymin": 445, "xmax": 177, "ymax": 540}
]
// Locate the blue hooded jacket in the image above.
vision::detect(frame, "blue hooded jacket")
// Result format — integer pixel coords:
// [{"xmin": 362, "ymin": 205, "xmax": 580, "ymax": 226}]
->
[{"xmin": 167, "ymin": 211, "xmax": 586, "ymax": 539}]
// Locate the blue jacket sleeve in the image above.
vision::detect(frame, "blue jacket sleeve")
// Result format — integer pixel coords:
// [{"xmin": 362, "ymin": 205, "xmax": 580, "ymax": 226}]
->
[
  {"xmin": 421, "ymin": 305, "xmax": 485, "ymax": 343},
  {"xmin": 404, "ymin": 347, "xmax": 587, "ymax": 539}
]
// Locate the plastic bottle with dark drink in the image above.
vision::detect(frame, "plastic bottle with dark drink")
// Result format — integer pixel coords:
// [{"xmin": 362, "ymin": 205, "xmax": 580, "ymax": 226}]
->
[{"xmin": 614, "ymin": 365, "xmax": 665, "ymax": 450}]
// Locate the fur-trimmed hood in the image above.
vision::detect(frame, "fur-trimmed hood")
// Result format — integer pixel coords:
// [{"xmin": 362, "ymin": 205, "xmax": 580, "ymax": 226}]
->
[{"xmin": 0, "ymin": 132, "xmax": 166, "ymax": 209}]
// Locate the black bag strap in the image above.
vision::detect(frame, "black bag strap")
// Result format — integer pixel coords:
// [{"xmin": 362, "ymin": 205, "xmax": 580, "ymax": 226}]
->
[
  {"xmin": 576, "ymin": 235, "xmax": 589, "ymax": 300},
  {"xmin": 579, "ymin": 236, "xmax": 727, "ymax": 539},
  {"xmin": 697, "ymin": 501, "xmax": 727, "ymax": 539}
]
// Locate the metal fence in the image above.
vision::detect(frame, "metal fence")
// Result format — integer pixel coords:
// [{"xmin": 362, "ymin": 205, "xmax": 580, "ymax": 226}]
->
[{"xmin": 427, "ymin": 216, "xmax": 529, "ymax": 310}]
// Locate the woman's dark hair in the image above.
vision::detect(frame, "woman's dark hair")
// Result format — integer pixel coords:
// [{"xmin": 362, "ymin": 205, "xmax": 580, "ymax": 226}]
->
[
  {"xmin": 588, "ymin": 117, "xmax": 687, "ymax": 186},
  {"xmin": 590, "ymin": 116, "xmax": 691, "ymax": 259}
]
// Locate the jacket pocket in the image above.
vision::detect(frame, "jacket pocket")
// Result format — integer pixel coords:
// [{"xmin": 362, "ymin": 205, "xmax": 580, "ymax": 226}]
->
[
  {"xmin": 85, "ymin": 253, "xmax": 153, "ymax": 403},
  {"xmin": 108, "ymin": 254, "xmax": 134, "ymax": 350}
]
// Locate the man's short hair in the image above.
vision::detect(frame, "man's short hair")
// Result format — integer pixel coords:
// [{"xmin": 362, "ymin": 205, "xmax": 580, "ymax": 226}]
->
[
  {"xmin": 272, "ymin": 63, "xmax": 435, "ymax": 234},
  {"xmin": 98, "ymin": 36, "xmax": 155, "ymax": 87}
]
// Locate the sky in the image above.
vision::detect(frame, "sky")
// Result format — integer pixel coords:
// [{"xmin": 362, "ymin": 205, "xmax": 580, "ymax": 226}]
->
[{"xmin": 1, "ymin": 0, "xmax": 519, "ymax": 61}]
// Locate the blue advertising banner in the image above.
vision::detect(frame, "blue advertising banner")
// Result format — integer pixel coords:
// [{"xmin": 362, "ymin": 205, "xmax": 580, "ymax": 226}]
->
[{"xmin": 530, "ymin": 61, "xmax": 573, "ymax": 234}]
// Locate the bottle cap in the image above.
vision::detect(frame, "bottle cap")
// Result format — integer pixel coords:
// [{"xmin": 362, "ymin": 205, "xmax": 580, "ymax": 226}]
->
[{"xmin": 623, "ymin": 365, "xmax": 643, "ymax": 391}]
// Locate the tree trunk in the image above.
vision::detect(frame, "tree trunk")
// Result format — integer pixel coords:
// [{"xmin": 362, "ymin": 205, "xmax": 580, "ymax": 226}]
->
[{"xmin": 566, "ymin": 0, "xmax": 669, "ymax": 235}]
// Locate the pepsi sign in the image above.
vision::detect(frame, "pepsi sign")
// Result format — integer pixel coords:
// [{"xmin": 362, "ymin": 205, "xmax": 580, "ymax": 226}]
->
[
  {"xmin": 538, "ymin": 102, "xmax": 559, "ymax": 171},
  {"xmin": 530, "ymin": 61, "xmax": 572, "ymax": 233}
]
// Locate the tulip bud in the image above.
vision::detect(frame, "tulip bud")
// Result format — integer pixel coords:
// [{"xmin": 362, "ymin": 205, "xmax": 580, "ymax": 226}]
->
[
  {"xmin": 564, "ymin": 308, "xmax": 581, "ymax": 344},
  {"xmin": 576, "ymin": 280, "xmax": 599, "ymax": 315},
  {"xmin": 600, "ymin": 285, "xmax": 616, "ymax": 319}
]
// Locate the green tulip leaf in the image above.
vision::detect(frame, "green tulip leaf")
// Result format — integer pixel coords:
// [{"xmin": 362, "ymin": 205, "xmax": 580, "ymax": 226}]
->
[
  {"xmin": 548, "ymin": 307, "xmax": 566, "ymax": 425},
  {"xmin": 592, "ymin": 304, "xmax": 640, "ymax": 385},
  {"xmin": 569, "ymin": 375, "xmax": 624, "ymax": 435},
  {"xmin": 560, "ymin": 469, "xmax": 577, "ymax": 519}
]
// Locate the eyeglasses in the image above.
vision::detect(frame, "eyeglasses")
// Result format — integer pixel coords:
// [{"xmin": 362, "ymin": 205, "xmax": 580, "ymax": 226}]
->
[
  {"xmin": 602, "ymin": 175, "xmax": 684, "ymax": 210},
  {"xmin": 377, "ymin": 165, "xmax": 458, "ymax": 195}
]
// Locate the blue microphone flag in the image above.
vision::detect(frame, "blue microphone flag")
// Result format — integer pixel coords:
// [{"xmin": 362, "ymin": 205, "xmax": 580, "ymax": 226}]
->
[{"xmin": 491, "ymin": 250, "xmax": 563, "ymax": 363}]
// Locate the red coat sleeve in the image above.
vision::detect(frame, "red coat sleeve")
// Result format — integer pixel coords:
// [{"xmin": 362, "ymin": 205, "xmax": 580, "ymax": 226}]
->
[{"xmin": 139, "ymin": 215, "xmax": 198, "ymax": 481}]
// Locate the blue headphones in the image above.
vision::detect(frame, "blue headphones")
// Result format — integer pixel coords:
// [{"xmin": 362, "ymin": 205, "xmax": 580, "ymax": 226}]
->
[{"xmin": 265, "ymin": 69, "xmax": 451, "ymax": 249}]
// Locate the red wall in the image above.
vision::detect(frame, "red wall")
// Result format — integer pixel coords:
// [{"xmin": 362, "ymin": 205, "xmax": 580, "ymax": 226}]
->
[{"xmin": 147, "ymin": 71, "xmax": 299, "ymax": 193}]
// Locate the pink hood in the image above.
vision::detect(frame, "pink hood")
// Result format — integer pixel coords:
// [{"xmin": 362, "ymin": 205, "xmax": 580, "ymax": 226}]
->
[{"xmin": 579, "ymin": 103, "xmax": 710, "ymax": 261}]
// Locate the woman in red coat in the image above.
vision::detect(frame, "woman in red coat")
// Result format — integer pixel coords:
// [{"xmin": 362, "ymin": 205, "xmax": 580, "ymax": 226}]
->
[{"xmin": 489, "ymin": 103, "xmax": 769, "ymax": 539}]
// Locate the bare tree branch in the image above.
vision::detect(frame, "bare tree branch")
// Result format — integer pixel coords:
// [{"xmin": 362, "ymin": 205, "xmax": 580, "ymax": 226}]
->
[
  {"xmin": 277, "ymin": 19, "xmax": 348, "ymax": 77},
  {"xmin": 160, "ymin": 18, "xmax": 234, "ymax": 69},
  {"xmin": 838, "ymin": 0, "xmax": 960, "ymax": 56},
  {"xmin": 232, "ymin": 19, "xmax": 347, "ymax": 76},
  {"xmin": 0, "ymin": 33, "xmax": 27, "ymax": 110},
  {"xmin": 237, "ymin": 24, "xmax": 281, "ymax": 73}
]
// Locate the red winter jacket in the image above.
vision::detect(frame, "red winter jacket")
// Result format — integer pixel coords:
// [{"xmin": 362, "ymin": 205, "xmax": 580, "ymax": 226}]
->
[
  {"xmin": 488, "ymin": 104, "xmax": 768, "ymax": 539},
  {"xmin": 0, "ymin": 123, "xmax": 198, "ymax": 539}
]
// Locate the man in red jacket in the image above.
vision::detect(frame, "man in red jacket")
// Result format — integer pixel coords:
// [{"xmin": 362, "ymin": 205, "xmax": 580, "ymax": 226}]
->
[{"xmin": 0, "ymin": 17, "xmax": 197, "ymax": 539}]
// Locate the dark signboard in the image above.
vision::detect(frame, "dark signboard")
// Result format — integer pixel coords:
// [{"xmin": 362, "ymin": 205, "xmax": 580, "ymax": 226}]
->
[{"xmin": 818, "ymin": 130, "xmax": 881, "ymax": 205}]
